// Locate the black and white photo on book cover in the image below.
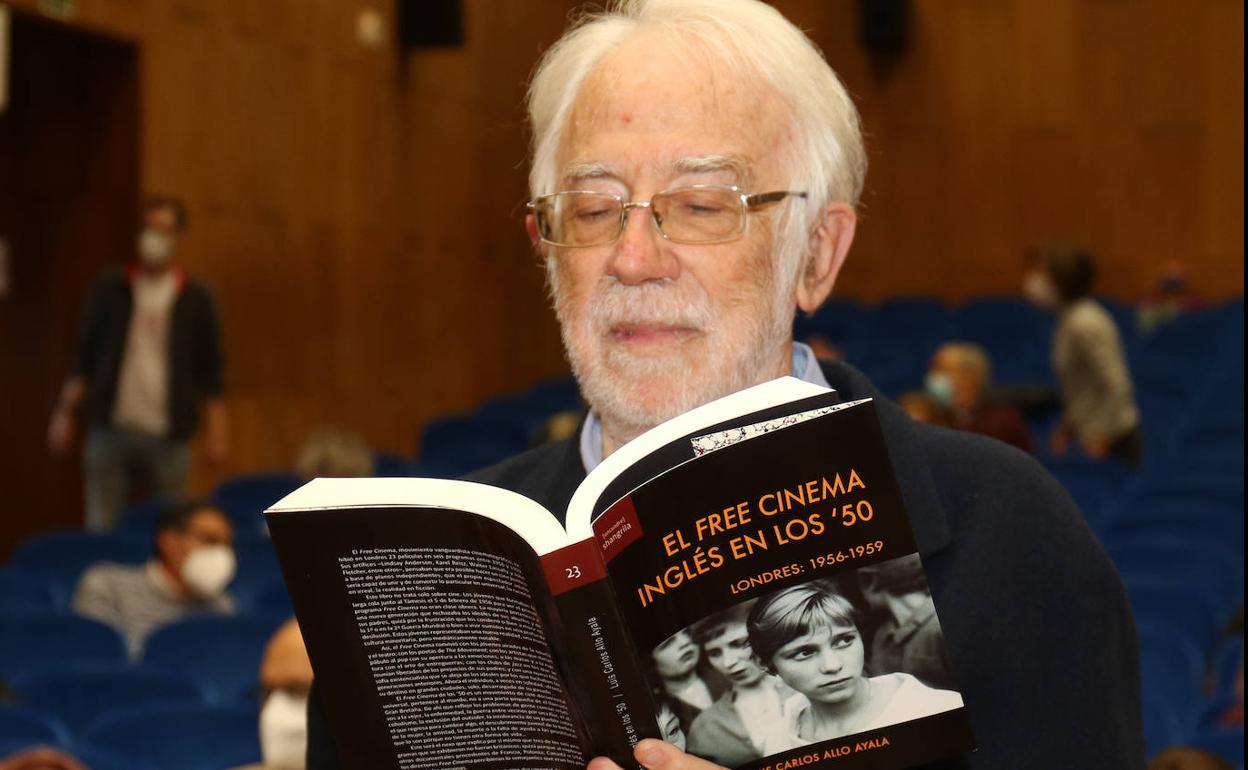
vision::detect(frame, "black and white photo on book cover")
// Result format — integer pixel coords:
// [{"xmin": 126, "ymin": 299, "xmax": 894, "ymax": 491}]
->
[{"xmin": 643, "ymin": 556, "xmax": 962, "ymax": 768}]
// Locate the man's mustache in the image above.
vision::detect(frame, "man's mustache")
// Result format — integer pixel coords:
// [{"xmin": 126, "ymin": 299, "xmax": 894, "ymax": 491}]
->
[{"xmin": 589, "ymin": 282, "xmax": 714, "ymax": 330}]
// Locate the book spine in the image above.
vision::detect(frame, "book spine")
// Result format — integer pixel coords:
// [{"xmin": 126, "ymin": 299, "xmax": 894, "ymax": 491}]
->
[{"xmin": 543, "ymin": 539, "xmax": 660, "ymax": 768}]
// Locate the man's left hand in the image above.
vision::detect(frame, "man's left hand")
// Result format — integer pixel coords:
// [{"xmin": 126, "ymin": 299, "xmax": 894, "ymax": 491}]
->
[{"xmin": 588, "ymin": 740, "xmax": 728, "ymax": 770}]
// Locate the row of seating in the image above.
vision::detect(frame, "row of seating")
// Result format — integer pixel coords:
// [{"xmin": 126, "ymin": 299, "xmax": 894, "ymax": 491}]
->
[
  {"xmin": 1, "ymin": 531, "xmax": 290, "ymax": 617},
  {"xmin": 1041, "ymin": 301, "xmax": 1244, "ymax": 765},
  {"xmin": 0, "ymin": 612, "xmax": 285, "ymax": 770},
  {"xmin": 0, "ymin": 701, "xmax": 259, "ymax": 770}
]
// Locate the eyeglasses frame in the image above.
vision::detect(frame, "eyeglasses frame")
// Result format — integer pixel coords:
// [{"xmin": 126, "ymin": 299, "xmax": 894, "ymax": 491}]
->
[{"xmin": 526, "ymin": 184, "xmax": 808, "ymax": 248}]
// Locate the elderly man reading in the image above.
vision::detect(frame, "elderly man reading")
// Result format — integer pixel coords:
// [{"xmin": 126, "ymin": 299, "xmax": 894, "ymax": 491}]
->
[{"xmin": 308, "ymin": 1, "xmax": 1143, "ymax": 768}]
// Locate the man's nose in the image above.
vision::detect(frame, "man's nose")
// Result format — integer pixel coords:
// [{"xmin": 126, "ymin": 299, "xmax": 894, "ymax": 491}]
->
[{"xmin": 606, "ymin": 205, "xmax": 680, "ymax": 285}]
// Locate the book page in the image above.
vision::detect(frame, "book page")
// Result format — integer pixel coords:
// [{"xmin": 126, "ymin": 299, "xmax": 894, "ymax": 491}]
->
[{"xmin": 267, "ymin": 504, "xmax": 590, "ymax": 768}]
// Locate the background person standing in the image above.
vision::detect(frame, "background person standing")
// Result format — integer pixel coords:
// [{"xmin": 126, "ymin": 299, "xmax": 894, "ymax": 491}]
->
[{"xmin": 47, "ymin": 196, "xmax": 228, "ymax": 530}]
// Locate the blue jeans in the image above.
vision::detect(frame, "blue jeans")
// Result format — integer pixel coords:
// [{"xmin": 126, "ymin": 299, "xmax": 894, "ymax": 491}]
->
[{"xmin": 84, "ymin": 427, "xmax": 191, "ymax": 531}]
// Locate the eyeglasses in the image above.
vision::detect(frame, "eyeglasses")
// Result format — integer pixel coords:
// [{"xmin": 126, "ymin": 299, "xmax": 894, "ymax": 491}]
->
[{"xmin": 527, "ymin": 185, "xmax": 807, "ymax": 248}]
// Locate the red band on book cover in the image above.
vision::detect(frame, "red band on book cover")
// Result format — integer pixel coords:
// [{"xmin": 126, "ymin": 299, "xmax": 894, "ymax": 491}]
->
[
  {"xmin": 594, "ymin": 496, "xmax": 643, "ymax": 564},
  {"xmin": 542, "ymin": 538, "xmax": 608, "ymax": 596}
]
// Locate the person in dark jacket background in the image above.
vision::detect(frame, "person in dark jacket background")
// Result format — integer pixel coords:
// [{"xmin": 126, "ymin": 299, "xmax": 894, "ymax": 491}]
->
[{"xmin": 47, "ymin": 195, "xmax": 228, "ymax": 530}]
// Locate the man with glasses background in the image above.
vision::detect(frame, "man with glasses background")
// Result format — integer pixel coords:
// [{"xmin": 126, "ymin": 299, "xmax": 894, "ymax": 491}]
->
[{"xmin": 308, "ymin": 0, "xmax": 1144, "ymax": 767}]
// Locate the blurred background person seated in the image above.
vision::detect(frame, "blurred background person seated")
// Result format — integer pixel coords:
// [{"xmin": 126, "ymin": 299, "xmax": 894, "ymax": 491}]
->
[
  {"xmin": 925, "ymin": 342, "xmax": 1032, "ymax": 453},
  {"xmin": 0, "ymin": 747, "xmax": 89, "ymax": 770},
  {"xmin": 1025, "ymin": 244, "xmax": 1142, "ymax": 467},
  {"xmin": 72, "ymin": 500, "xmax": 236, "ymax": 656},
  {"xmin": 898, "ymin": 391, "xmax": 946, "ymax": 426},
  {"xmin": 1147, "ymin": 748, "xmax": 1233, "ymax": 770},
  {"xmin": 294, "ymin": 428, "xmax": 375, "ymax": 481},
  {"xmin": 1138, "ymin": 260, "xmax": 1204, "ymax": 335},
  {"xmin": 232, "ymin": 618, "xmax": 314, "ymax": 770}
]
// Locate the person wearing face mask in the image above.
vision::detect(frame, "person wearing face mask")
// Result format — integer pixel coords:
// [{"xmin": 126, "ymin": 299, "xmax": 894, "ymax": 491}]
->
[
  {"xmin": 46, "ymin": 196, "xmax": 228, "ymax": 531},
  {"xmin": 924, "ymin": 342, "xmax": 1032, "ymax": 453},
  {"xmin": 72, "ymin": 500, "xmax": 237, "ymax": 657},
  {"xmin": 1024, "ymin": 245, "xmax": 1142, "ymax": 467},
  {"xmin": 232, "ymin": 619, "xmax": 315, "ymax": 770}
]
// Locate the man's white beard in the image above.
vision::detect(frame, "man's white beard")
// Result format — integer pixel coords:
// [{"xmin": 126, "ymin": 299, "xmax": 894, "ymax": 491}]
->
[{"xmin": 553, "ymin": 270, "xmax": 795, "ymax": 447}]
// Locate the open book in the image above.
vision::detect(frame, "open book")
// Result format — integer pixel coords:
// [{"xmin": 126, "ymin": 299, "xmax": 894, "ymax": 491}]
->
[{"xmin": 266, "ymin": 378, "xmax": 975, "ymax": 770}]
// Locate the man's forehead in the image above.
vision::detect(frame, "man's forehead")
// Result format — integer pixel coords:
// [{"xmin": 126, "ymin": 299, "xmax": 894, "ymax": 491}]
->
[
  {"xmin": 561, "ymin": 154, "xmax": 755, "ymax": 186},
  {"xmin": 557, "ymin": 34, "xmax": 788, "ymax": 186}
]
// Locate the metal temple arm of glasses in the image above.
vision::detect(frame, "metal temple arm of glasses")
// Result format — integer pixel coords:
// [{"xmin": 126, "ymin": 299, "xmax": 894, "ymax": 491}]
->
[{"xmin": 745, "ymin": 191, "xmax": 807, "ymax": 208}]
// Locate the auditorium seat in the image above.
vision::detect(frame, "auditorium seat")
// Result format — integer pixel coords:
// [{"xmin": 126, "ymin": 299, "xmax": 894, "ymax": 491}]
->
[
  {"xmin": 1141, "ymin": 695, "xmax": 1184, "ymax": 761},
  {"xmin": 212, "ymin": 472, "xmax": 303, "ymax": 535},
  {"xmin": 794, "ymin": 297, "xmax": 864, "ymax": 346},
  {"xmin": 112, "ymin": 498, "xmax": 168, "ymax": 540},
  {"xmin": 1108, "ymin": 539, "xmax": 1243, "ymax": 615},
  {"xmin": 8, "ymin": 530, "xmax": 150, "ymax": 603},
  {"xmin": 1101, "ymin": 506, "xmax": 1244, "ymax": 560},
  {"xmin": 77, "ymin": 703, "xmax": 260, "ymax": 770},
  {"xmin": 374, "ymin": 452, "xmax": 419, "ymax": 477},
  {"xmin": 230, "ymin": 539, "xmax": 284, "ymax": 603},
  {"xmin": 1184, "ymin": 725, "xmax": 1244, "ymax": 768},
  {"xmin": 0, "ymin": 568, "xmax": 61, "ymax": 614},
  {"xmin": 419, "ymin": 414, "xmax": 533, "ymax": 477},
  {"xmin": 0, "ymin": 704, "xmax": 70, "ymax": 749},
  {"xmin": 12, "ymin": 664, "xmax": 204, "ymax": 735},
  {"xmin": 1126, "ymin": 580, "xmax": 1225, "ymax": 654},
  {"xmin": 68, "ymin": 745, "xmax": 162, "ymax": 770},
  {"xmin": 234, "ymin": 576, "xmax": 294, "ymax": 618},
  {"xmin": 142, "ymin": 614, "xmax": 285, "ymax": 704},
  {"xmin": 0, "ymin": 614, "xmax": 129, "ymax": 681},
  {"xmin": 1207, "ymin": 636, "xmax": 1244, "ymax": 701}
]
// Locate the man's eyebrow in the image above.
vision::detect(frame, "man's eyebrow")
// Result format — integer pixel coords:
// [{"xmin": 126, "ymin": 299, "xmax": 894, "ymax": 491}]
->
[
  {"xmin": 674, "ymin": 155, "xmax": 751, "ymax": 181},
  {"xmin": 562, "ymin": 161, "xmax": 620, "ymax": 183}
]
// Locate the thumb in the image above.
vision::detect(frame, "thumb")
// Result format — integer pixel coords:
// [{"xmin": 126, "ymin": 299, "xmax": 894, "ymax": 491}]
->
[{"xmin": 634, "ymin": 740, "xmax": 727, "ymax": 770}]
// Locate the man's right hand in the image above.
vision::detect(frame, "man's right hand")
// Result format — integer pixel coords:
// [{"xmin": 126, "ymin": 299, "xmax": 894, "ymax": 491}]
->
[{"xmin": 47, "ymin": 409, "xmax": 75, "ymax": 456}]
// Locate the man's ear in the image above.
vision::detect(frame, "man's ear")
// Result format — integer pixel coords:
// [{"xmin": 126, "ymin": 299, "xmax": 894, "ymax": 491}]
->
[
  {"xmin": 525, "ymin": 213, "xmax": 541, "ymax": 248},
  {"xmin": 795, "ymin": 203, "xmax": 857, "ymax": 315}
]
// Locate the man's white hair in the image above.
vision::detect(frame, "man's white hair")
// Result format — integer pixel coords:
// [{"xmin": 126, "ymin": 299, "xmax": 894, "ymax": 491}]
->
[{"xmin": 526, "ymin": 0, "xmax": 867, "ymax": 284}]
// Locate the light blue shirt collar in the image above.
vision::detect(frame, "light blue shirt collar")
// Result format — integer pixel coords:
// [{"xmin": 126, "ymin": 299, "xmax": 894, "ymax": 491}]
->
[{"xmin": 578, "ymin": 341, "xmax": 832, "ymax": 472}]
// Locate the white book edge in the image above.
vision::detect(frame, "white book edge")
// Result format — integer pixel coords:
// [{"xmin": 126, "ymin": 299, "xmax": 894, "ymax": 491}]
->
[
  {"xmin": 564, "ymin": 376, "xmax": 830, "ymax": 541},
  {"xmin": 267, "ymin": 477, "xmax": 572, "ymax": 556}
]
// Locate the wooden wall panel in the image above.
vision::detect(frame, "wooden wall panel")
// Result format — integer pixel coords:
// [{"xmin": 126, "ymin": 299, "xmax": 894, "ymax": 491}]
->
[{"xmin": 2, "ymin": 0, "xmax": 1241, "ymax": 531}]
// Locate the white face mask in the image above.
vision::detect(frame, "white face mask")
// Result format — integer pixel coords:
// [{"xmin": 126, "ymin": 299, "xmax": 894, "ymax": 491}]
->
[
  {"xmin": 137, "ymin": 229, "xmax": 175, "ymax": 268},
  {"xmin": 925, "ymin": 372, "xmax": 954, "ymax": 407},
  {"xmin": 180, "ymin": 544, "xmax": 236, "ymax": 599},
  {"xmin": 260, "ymin": 689, "xmax": 309, "ymax": 769}
]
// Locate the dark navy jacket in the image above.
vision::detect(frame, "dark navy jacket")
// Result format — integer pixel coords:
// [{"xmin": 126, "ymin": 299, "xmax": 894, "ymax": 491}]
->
[{"xmin": 308, "ymin": 361, "xmax": 1145, "ymax": 769}]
